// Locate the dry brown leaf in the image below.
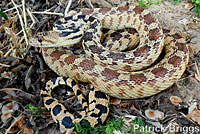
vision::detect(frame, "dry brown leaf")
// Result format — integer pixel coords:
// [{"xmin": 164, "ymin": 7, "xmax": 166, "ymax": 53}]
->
[
  {"xmin": 145, "ymin": 109, "xmax": 164, "ymax": 121},
  {"xmin": 169, "ymin": 96, "xmax": 182, "ymax": 106},
  {"xmin": 2, "ymin": 95, "xmax": 13, "ymax": 102},
  {"xmin": 117, "ymin": 101, "xmax": 133, "ymax": 109},
  {"xmin": 110, "ymin": 98, "xmax": 121, "ymax": 105},
  {"xmin": 130, "ymin": 104, "xmax": 136, "ymax": 110},
  {"xmin": 1, "ymin": 101, "xmax": 19, "ymax": 124},
  {"xmin": 1, "ymin": 71, "xmax": 14, "ymax": 79},
  {"xmin": 123, "ymin": 115, "xmax": 137, "ymax": 123},
  {"xmin": 194, "ymin": 73, "xmax": 200, "ymax": 82},
  {"xmin": 184, "ymin": 3, "xmax": 193, "ymax": 9},
  {"xmin": 5, "ymin": 114, "xmax": 33, "ymax": 134},
  {"xmin": 186, "ymin": 104, "xmax": 200, "ymax": 125}
]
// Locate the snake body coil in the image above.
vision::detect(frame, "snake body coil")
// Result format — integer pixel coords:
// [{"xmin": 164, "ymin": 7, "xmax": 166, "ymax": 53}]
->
[{"xmin": 30, "ymin": 6, "xmax": 189, "ymax": 133}]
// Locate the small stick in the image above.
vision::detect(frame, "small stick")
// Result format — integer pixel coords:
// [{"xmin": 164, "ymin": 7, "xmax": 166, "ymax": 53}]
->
[
  {"xmin": 22, "ymin": 0, "xmax": 27, "ymax": 27},
  {"xmin": 3, "ymin": 4, "xmax": 22, "ymax": 12},
  {"xmin": 64, "ymin": 0, "xmax": 73, "ymax": 17},
  {"xmin": 11, "ymin": 0, "xmax": 29, "ymax": 46},
  {"xmin": 0, "ymin": 63, "xmax": 11, "ymax": 67},
  {"xmin": 32, "ymin": 11, "xmax": 63, "ymax": 16},
  {"xmin": 195, "ymin": 62, "xmax": 200, "ymax": 75},
  {"xmin": 26, "ymin": 8, "xmax": 36, "ymax": 28}
]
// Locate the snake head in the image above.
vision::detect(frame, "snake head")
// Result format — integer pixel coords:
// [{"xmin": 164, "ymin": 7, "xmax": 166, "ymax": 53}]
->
[
  {"xmin": 29, "ymin": 31, "xmax": 56, "ymax": 47},
  {"xmin": 29, "ymin": 29, "xmax": 84, "ymax": 47},
  {"xmin": 29, "ymin": 15, "xmax": 100, "ymax": 48}
]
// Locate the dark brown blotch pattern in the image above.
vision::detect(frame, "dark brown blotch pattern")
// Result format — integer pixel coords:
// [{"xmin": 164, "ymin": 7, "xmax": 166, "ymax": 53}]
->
[
  {"xmin": 172, "ymin": 32, "xmax": 182, "ymax": 39},
  {"xmin": 176, "ymin": 43, "xmax": 188, "ymax": 53},
  {"xmin": 64, "ymin": 55, "xmax": 79, "ymax": 65},
  {"xmin": 168, "ymin": 55, "xmax": 182, "ymax": 67},
  {"xmin": 102, "ymin": 68, "xmax": 120, "ymax": 80},
  {"xmin": 89, "ymin": 45, "xmax": 104, "ymax": 55},
  {"xmin": 133, "ymin": 6, "xmax": 144, "ymax": 14},
  {"xmin": 143, "ymin": 13, "xmax": 156, "ymax": 24},
  {"xmin": 163, "ymin": 29, "xmax": 170, "ymax": 34},
  {"xmin": 83, "ymin": 32, "xmax": 93, "ymax": 42},
  {"xmin": 99, "ymin": 8, "xmax": 111, "ymax": 15},
  {"xmin": 151, "ymin": 67, "xmax": 168, "ymax": 78},
  {"xmin": 127, "ymin": 29, "xmax": 137, "ymax": 34},
  {"xmin": 134, "ymin": 46, "xmax": 150, "ymax": 58},
  {"xmin": 50, "ymin": 49, "xmax": 66, "ymax": 60},
  {"xmin": 130, "ymin": 73, "xmax": 147, "ymax": 85},
  {"xmin": 79, "ymin": 59, "xmax": 97, "ymax": 71},
  {"xmin": 148, "ymin": 28, "xmax": 162, "ymax": 40},
  {"xmin": 117, "ymin": 6, "xmax": 129, "ymax": 13},
  {"xmin": 81, "ymin": 9, "xmax": 94, "ymax": 15},
  {"xmin": 107, "ymin": 52, "xmax": 126, "ymax": 60}
]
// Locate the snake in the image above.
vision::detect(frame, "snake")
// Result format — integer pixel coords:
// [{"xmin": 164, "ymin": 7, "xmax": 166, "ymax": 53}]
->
[
  {"xmin": 41, "ymin": 77, "xmax": 109, "ymax": 133},
  {"xmin": 29, "ymin": 5, "xmax": 189, "ymax": 134}
]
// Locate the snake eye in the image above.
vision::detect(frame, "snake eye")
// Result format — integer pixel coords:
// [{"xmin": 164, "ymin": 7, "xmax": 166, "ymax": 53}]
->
[{"xmin": 38, "ymin": 37, "xmax": 42, "ymax": 43}]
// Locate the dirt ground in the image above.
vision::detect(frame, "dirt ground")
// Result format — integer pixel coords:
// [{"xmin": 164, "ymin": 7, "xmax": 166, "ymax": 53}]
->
[
  {"xmin": 0, "ymin": 0, "xmax": 200, "ymax": 134},
  {"xmin": 149, "ymin": 1, "xmax": 200, "ymax": 110}
]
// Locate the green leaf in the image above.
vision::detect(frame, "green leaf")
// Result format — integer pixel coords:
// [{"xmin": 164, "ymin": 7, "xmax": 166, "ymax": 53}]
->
[
  {"xmin": 0, "ymin": 11, "xmax": 8, "ymax": 20},
  {"xmin": 25, "ymin": 104, "xmax": 47, "ymax": 115},
  {"xmin": 74, "ymin": 118, "xmax": 124, "ymax": 134},
  {"xmin": 23, "ymin": 25, "xmax": 29, "ymax": 38}
]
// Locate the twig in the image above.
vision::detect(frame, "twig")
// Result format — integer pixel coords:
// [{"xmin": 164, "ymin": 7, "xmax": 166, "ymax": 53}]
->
[
  {"xmin": 177, "ymin": 74, "xmax": 194, "ymax": 82},
  {"xmin": 44, "ymin": 5, "xmax": 57, "ymax": 12},
  {"xmin": 195, "ymin": 62, "xmax": 200, "ymax": 75},
  {"xmin": 3, "ymin": 4, "xmax": 22, "ymax": 12},
  {"xmin": 32, "ymin": 11, "xmax": 63, "ymax": 16},
  {"xmin": 26, "ymin": 8, "xmax": 36, "ymax": 28},
  {"xmin": 0, "ymin": 51, "xmax": 3, "ymax": 57},
  {"xmin": 22, "ymin": 0, "xmax": 27, "ymax": 27},
  {"xmin": 4, "ymin": 47, "xmax": 12, "ymax": 57},
  {"xmin": 64, "ymin": 0, "xmax": 73, "ymax": 17},
  {"xmin": 5, "ymin": 114, "xmax": 24, "ymax": 134},
  {"xmin": 11, "ymin": 0, "xmax": 29, "ymax": 46},
  {"xmin": 0, "ymin": 63, "xmax": 11, "ymax": 67},
  {"xmin": 85, "ymin": 0, "xmax": 94, "ymax": 8}
]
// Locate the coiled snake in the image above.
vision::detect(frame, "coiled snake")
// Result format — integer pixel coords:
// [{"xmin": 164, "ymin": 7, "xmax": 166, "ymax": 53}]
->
[{"xmin": 29, "ymin": 6, "xmax": 189, "ymax": 134}]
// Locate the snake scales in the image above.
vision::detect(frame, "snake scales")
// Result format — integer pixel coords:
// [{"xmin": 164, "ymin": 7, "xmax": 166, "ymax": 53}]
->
[{"xmin": 29, "ymin": 5, "xmax": 189, "ymax": 133}]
